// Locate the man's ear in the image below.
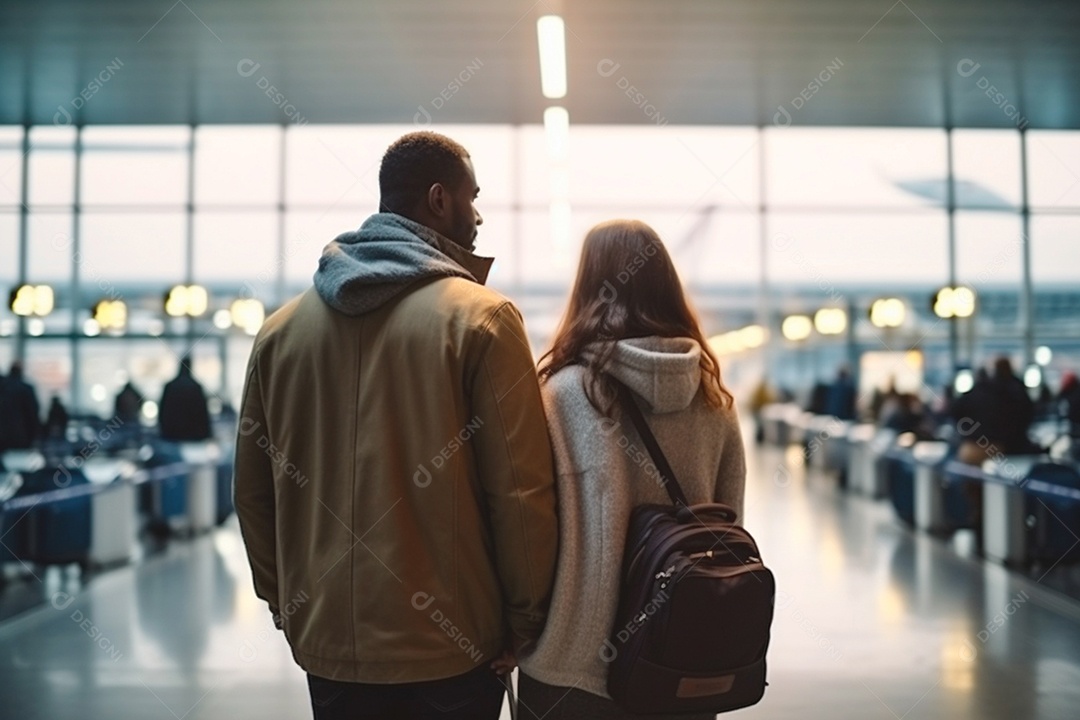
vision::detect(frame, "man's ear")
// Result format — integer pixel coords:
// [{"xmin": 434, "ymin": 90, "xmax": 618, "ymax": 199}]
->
[{"xmin": 427, "ymin": 183, "xmax": 448, "ymax": 218}]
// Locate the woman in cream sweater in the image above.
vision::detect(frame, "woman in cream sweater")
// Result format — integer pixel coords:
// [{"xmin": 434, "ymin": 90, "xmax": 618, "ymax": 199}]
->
[{"xmin": 517, "ymin": 219, "xmax": 747, "ymax": 720}]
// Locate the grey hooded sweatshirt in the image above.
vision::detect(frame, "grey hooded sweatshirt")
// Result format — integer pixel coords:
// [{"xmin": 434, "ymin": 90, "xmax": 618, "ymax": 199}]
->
[
  {"xmin": 313, "ymin": 212, "xmax": 493, "ymax": 315},
  {"xmin": 519, "ymin": 336, "xmax": 747, "ymax": 698}
]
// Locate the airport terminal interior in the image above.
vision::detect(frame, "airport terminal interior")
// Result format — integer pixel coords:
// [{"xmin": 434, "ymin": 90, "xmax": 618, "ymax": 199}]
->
[{"xmin": 1, "ymin": 1, "xmax": 1080, "ymax": 718}]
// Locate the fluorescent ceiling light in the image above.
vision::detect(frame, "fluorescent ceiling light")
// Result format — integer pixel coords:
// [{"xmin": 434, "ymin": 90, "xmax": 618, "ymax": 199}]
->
[
  {"xmin": 544, "ymin": 106, "xmax": 570, "ymax": 161},
  {"xmin": 537, "ymin": 15, "xmax": 567, "ymax": 99}
]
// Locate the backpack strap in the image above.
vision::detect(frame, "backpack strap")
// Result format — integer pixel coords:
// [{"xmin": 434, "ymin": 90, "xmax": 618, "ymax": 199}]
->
[{"xmin": 613, "ymin": 378, "xmax": 691, "ymax": 509}]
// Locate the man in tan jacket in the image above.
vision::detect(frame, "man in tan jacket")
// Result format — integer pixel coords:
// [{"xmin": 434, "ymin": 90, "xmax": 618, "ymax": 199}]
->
[{"xmin": 234, "ymin": 131, "xmax": 558, "ymax": 719}]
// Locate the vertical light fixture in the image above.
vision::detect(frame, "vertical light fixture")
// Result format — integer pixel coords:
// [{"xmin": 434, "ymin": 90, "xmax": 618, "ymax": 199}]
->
[
  {"xmin": 538, "ymin": 10, "xmax": 570, "ymax": 258},
  {"xmin": 543, "ymin": 106, "xmax": 570, "ymax": 162},
  {"xmin": 537, "ymin": 15, "xmax": 567, "ymax": 99}
]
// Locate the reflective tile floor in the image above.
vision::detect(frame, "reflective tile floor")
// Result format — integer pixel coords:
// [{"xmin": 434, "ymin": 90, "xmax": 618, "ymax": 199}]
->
[{"xmin": 1, "ymin": 442, "xmax": 1079, "ymax": 719}]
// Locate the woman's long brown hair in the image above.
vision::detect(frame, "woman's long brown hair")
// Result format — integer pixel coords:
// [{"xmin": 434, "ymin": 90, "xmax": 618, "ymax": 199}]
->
[{"xmin": 538, "ymin": 219, "xmax": 733, "ymax": 415}]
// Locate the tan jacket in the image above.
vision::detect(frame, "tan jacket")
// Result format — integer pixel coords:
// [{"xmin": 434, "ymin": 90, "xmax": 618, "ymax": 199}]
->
[{"xmin": 234, "ymin": 215, "xmax": 557, "ymax": 683}]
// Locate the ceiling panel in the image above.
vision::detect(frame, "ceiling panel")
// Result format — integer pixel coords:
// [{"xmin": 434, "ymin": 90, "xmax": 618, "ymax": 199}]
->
[{"xmin": 0, "ymin": 0, "xmax": 1078, "ymax": 128}]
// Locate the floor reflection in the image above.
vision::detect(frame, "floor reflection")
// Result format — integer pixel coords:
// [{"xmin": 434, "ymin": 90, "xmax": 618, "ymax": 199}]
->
[{"xmin": 0, "ymin": 443, "xmax": 1077, "ymax": 719}]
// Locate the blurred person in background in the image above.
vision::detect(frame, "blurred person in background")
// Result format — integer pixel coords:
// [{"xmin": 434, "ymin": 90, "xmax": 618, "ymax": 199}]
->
[
  {"xmin": 43, "ymin": 395, "xmax": 69, "ymax": 440},
  {"xmin": 952, "ymin": 357, "xmax": 1037, "ymax": 464},
  {"xmin": 825, "ymin": 366, "xmax": 857, "ymax": 420},
  {"xmin": 0, "ymin": 361, "xmax": 42, "ymax": 451},
  {"xmin": 880, "ymin": 392, "xmax": 933, "ymax": 438},
  {"xmin": 1059, "ymin": 372, "xmax": 1080, "ymax": 460},
  {"xmin": 114, "ymin": 381, "xmax": 145, "ymax": 425},
  {"xmin": 869, "ymin": 377, "xmax": 902, "ymax": 423},
  {"xmin": 807, "ymin": 379, "xmax": 830, "ymax": 415},
  {"xmin": 158, "ymin": 357, "xmax": 212, "ymax": 442},
  {"xmin": 749, "ymin": 377, "xmax": 775, "ymax": 444}
]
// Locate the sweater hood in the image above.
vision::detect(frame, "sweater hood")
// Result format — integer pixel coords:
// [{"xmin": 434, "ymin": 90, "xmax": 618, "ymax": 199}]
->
[
  {"xmin": 313, "ymin": 213, "xmax": 494, "ymax": 316},
  {"xmin": 584, "ymin": 336, "xmax": 703, "ymax": 414}
]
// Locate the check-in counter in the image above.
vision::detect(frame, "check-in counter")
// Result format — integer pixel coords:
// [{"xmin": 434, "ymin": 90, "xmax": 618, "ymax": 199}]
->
[
  {"xmin": 760, "ymin": 404, "xmax": 790, "ymax": 446},
  {"xmin": 857, "ymin": 428, "xmax": 898, "ymax": 498},
  {"xmin": 884, "ymin": 435, "xmax": 918, "ymax": 524},
  {"xmin": 817, "ymin": 418, "xmax": 852, "ymax": 475},
  {"xmin": 846, "ymin": 424, "xmax": 878, "ymax": 495},
  {"xmin": 0, "ymin": 471, "xmax": 25, "ymax": 566},
  {"xmin": 178, "ymin": 442, "xmax": 222, "ymax": 535},
  {"xmin": 913, "ymin": 442, "xmax": 951, "ymax": 533},
  {"xmin": 787, "ymin": 411, "xmax": 815, "ymax": 449},
  {"xmin": 82, "ymin": 458, "xmax": 138, "ymax": 567},
  {"xmin": 762, "ymin": 403, "xmax": 806, "ymax": 446},
  {"xmin": 1023, "ymin": 463, "xmax": 1080, "ymax": 565},
  {"xmin": 1, "ymin": 450, "xmax": 46, "ymax": 474},
  {"xmin": 980, "ymin": 455, "xmax": 1043, "ymax": 566}
]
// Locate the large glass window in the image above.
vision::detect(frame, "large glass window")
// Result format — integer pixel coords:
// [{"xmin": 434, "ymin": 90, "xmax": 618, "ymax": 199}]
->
[
  {"xmin": 79, "ymin": 213, "xmax": 186, "ymax": 287},
  {"xmin": 0, "ymin": 122, "xmax": 1077, "ymax": 413},
  {"xmin": 0, "ymin": 126, "xmax": 24, "ymax": 208},
  {"xmin": 952, "ymin": 130, "xmax": 1022, "ymax": 209},
  {"xmin": 1027, "ymin": 131, "xmax": 1080, "ymax": 209},
  {"xmin": 27, "ymin": 213, "xmax": 74, "ymax": 284},
  {"xmin": 1031, "ymin": 215, "xmax": 1080, "ymax": 286},
  {"xmin": 540, "ymin": 126, "xmax": 760, "ymax": 209},
  {"xmin": 0, "ymin": 213, "xmax": 17, "ymax": 286},
  {"xmin": 285, "ymin": 126, "xmax": 389, "ymax": 209},
  {"xmin": 764, "ymin": 127, "xmax": 947, "ymax": 209},
  {"xmin": 194, "ymin": 126, "xmax": 281, "ymax": 207},
  {"xmin": 81, "ymin": 126, "xmax": 190, "ymax": 207},
  {"xmin": 28, "ymin": 126, "xmax": 77, "ymax": 207},
  {"xmin": 284, "ymin": 210, "xmax": 363, "ymax": 286},
  {"xmin": 955, "ymin": 212, "xmax": 1025, "ymax": 288},
  {"xmin": 24, "ymin": 340, "xmax": 72, "ymax": 407},
  {"xmin": 194, "ymin": 212, "xmax": 279, "ymax": 299},
  {"xmin": 766, "ymin": 212, "xmax": 948, "ymax": 285}
]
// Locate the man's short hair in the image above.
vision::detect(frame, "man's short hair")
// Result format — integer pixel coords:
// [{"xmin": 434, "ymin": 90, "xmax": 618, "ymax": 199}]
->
[{"xmin": 379, "ymin": 132, "xmax": 470, "ymax": 214}]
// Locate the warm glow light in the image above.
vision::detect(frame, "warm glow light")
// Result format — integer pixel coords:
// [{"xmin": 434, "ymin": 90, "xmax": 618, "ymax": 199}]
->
[
  {"xmin": 738, "ymin": 325, "xmax": 768, "ymax": 349},
  {"xmin": 165, "ymin": 284, "xmax": 209, "ymax": 317},
  {"xmin": 93, "ymin": 299, "xmax": 127, "ymax": 330},
  {"xmin": 814, "ymin": 308, "xmax": 847, "ymax": 335},
  {"xmin": 877, "ymin": 583, "xmax": 906, "ymax": 625},
  {"xmin": 188, "ymin": 285, "xmax": 209, "ymax": 316},
  {"xmin": 781, "ymin": 315, "xmax": 813, "ymax": 341},
  {"xmin": 708, "ymin": 325, "xmax": 768, "ymax": 356},
  {"xmin": 870, "ymin": 298, "xmax": 906, "ymax": 328},
  {"xmin": 544, "ymin": 106, "xmax": 570, "ymax": 161},
  {"xmin": 941, "ymin": 631, "xmax": 976, "ymax": 692},
  {"xmin": 934, "ymin": 286, "xmax": 977, "ymax": 319},
  {"xmin": 537, "ymin": 15, "xmax": 567, "ymax": 99},
  {"xmin": 230, "ymin": 298, "xmax": 266, "ymax": 335},
  {"xmin": 953, "ymin": 286, "xmax": 976, "ymax": 318},
  {"xmin": 10, "ymin": 284, "xmax": 54, "ymax": 317}
]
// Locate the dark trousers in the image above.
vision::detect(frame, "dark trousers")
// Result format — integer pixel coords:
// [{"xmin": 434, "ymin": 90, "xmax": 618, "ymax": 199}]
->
[{"xmin": 307, "ymin": 663, "xmax": 505, "ymax": 720}]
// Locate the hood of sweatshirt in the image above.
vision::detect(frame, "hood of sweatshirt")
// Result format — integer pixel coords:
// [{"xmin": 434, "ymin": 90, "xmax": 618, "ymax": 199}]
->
[
  {"xmin": 313, "ymin": 213, "xmax": 494, "ymax": 316},
  {"xmin": 584, "ymin": 336, "xmax": 703, "ymax": 414}
]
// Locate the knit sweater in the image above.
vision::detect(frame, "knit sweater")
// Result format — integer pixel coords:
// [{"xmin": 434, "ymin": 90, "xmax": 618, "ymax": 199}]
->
[{"xmin": 519, "ymin": 336, "xmax": 747, "ymax": 698}]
